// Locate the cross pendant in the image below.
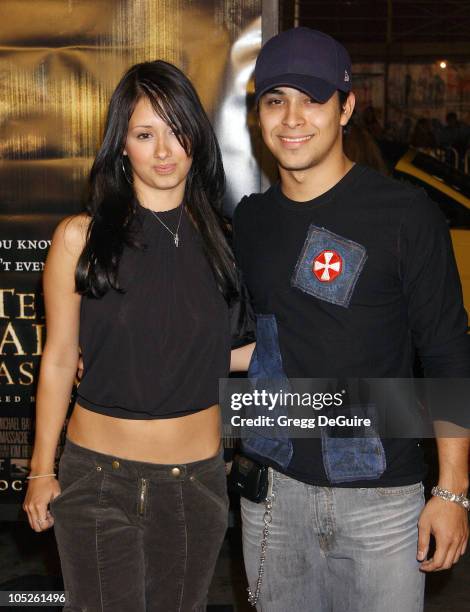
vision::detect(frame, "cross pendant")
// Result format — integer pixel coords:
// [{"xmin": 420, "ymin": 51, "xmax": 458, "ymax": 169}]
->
[{"xmin": 174, "ymin": 233, "xmax": 179, "ymax": 247}]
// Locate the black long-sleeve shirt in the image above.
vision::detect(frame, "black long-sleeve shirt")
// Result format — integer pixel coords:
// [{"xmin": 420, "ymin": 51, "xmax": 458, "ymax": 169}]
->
[{"xmin": 233, "ymin": 164, "xmax": 470, "ymax": 486}]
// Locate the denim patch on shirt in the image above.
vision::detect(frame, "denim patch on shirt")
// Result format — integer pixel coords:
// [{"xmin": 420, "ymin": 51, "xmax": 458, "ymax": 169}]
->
[
  {"xmin": 242, "ymin": 314, "xmax": 293, "ymax": 470},
  {"xmin": 321, "ymin": 435, "xmax": 387, "ymax": 483},
  {"xmin": 291, "ymin": 225, "xmax": 367, "ymax": 308},
  {"xmin": 320, "ymin": 403, "xmax": 386, "ymax": 483}
]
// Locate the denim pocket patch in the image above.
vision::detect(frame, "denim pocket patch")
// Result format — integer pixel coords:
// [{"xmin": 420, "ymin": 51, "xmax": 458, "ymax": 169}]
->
[
  {"xmin": 242, "ymin": 314, "xmax": 293, "ymax": 470},
  {"xmin": 321, "ymin": 434, "xmax": 386, "ymax": 483},
  {"xmin": 291, "ymin": 225, "xmax": 367, "ymax": 308},
  {"xmin": 320, "ymin": 403, "xmax": 386, "ymax": 483}
]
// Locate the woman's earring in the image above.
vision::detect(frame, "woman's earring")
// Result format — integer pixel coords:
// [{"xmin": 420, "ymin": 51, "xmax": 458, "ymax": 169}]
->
[{"xmin": 121, "ymin": 156, "xmax": 133, "ymax": 184}]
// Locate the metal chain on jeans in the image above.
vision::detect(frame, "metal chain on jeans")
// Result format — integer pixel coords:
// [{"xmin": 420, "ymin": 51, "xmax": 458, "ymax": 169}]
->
[{"xmin": 247, "ymin": 488, "xmax": 275, "ymax": 607}]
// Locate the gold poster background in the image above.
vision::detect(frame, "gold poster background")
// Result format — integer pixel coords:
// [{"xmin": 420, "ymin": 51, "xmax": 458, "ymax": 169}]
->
[{"xmin": 0, "ymin": 0, "xmax": 261, "ymax": 212}]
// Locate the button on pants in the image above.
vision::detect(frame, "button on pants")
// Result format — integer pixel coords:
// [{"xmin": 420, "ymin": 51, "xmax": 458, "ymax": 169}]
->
[{"xmin": 50, "ymin": 438, "xmax": 228, "ymax": 611}]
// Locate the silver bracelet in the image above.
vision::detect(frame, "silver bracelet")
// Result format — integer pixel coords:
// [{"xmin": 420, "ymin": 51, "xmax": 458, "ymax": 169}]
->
[
  {"xmin": 26, "ymin": 473, "xmax": 56, "ymax": 480},
  {"xmin": 431, "ymin": 486, "xmax": 470, "ymax": 511}
]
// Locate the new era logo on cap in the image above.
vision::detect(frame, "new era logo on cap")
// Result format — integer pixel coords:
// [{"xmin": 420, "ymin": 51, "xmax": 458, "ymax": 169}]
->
[{"xmin": 255, "ymin": 27, "xmax": 352, "ymax": 104}]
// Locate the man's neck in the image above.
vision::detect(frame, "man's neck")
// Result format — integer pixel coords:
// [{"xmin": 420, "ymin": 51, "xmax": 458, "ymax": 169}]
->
[{"xmin": 279, "ymin": 154, "xmax": 354, "ymax": 203}]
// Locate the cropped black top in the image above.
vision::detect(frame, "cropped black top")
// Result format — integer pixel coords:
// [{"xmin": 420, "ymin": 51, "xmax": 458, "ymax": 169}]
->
[{"xmin": 76, "ymin": 204, "xmax": 231, "ymax": 419}]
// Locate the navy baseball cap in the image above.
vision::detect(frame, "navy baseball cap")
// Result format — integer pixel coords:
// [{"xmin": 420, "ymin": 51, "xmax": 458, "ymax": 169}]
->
[{"xmin": 254, "ymin": 27, "xmax": 352, "ymax": 104}]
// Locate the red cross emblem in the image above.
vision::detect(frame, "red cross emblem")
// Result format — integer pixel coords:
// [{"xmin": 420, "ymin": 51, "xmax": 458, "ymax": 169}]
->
[{"xmin": 312, "ymin": 250, "xmax": 343, "ymax": 282}]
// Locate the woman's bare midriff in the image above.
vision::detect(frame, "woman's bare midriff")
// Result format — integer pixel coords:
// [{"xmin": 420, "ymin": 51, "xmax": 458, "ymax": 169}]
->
[{"xmin": 66, "ymin": 402, "xmax": 222, "ymax": 464}]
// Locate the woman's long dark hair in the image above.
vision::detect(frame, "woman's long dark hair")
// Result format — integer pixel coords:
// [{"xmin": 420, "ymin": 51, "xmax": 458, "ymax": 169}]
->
[{"xmin": 75, "ymin": 60, "xmax": 237, "ymax": 303}]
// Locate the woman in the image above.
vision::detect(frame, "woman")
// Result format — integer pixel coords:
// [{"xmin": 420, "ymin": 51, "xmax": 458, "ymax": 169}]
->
[{"xmin": 23, "ymin": 60, "xmax": 245, "ymax": 611}]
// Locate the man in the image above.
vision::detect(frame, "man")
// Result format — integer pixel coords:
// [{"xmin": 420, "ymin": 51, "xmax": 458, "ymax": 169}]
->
[{"xmin": 232, "ymin": 28, "xmax": 469, "ymax": 612}]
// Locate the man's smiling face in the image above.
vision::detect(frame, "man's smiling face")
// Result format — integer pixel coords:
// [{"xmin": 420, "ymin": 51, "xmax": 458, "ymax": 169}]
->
[{"xmin": 258, "ymin": 86, "xmax": 349, "ymax": 172}]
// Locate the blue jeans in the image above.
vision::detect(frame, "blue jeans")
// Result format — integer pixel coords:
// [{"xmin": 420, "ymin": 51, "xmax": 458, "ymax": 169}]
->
[
  {"xmin": 241, "ymin": 470, "xmax": 425, "ymax": 612},
  {"xmin": 50, "ymin": 438, "xmax": 228, "ymax": 611}
]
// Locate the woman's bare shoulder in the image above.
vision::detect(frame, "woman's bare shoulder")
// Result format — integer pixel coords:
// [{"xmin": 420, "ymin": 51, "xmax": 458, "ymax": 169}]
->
[{"xmin": 52, "ymin": 213, "xmax": 92, "ymax": 257}]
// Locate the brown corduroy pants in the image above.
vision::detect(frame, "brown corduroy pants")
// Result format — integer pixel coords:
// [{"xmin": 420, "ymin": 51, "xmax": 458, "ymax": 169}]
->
[{"xmin": 50, "ymin": 438, "xmax": 228, "ymax": 612}]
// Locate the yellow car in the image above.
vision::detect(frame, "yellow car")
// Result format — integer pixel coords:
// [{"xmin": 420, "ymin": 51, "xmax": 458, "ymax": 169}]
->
[{"xmin": 395, "ymin": 149, "xmax": 470, "ymax": 321}]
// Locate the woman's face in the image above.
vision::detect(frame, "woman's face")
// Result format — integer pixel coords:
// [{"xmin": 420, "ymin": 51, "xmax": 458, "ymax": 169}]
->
[{"xmin": 123, "ymin": 96, "xmax": 192, "ymax": 204}]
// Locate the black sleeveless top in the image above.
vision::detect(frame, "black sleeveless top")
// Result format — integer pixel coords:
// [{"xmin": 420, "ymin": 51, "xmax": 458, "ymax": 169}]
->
[{"xmin": 76, "ymin": 204, "xmax": 230, "ymax": 419}]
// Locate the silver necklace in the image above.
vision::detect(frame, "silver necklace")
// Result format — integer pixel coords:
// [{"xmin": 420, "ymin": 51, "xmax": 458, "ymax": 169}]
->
[{"xmin": 149, "ymin": 204, "xmax": 184, "ymax": 247}]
